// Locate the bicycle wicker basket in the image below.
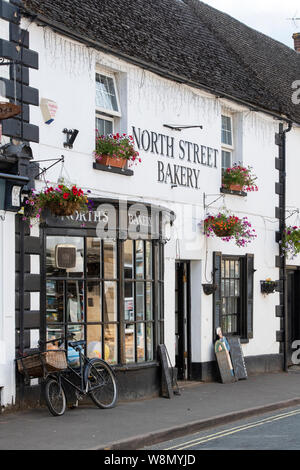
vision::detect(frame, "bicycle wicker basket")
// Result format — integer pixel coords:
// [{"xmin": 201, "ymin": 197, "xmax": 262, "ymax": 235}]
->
[{"xmin": 17, "ymin": 350, "xmax": 68, "ymax": 378}]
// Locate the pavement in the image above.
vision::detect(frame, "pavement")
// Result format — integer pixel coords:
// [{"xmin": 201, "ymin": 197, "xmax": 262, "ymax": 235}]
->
[{"xmin": 1, "ymin": 371, "xmax": 300, "ymax": 450}]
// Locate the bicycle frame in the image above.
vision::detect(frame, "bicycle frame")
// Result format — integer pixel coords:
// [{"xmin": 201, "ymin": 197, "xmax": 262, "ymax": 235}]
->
[{"xmin": 50, "ymin": 346, "xmax": 106, "ymax": 396}]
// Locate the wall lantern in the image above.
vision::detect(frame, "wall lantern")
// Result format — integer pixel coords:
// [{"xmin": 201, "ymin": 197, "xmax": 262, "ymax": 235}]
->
[
  {"xmin": 0, "ymin": 173, "xmax": 30, "ymax": 212},
  {"xmin": 63, "ymin": 129, "xmax": 79, "ymax": 149},
  {"xmin": 161, "ymin": 211, "xmax": 176, "ymax": 243}
]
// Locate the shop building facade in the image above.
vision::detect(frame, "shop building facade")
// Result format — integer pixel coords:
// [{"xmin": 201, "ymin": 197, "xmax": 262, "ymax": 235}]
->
[{"xmin": 0, "ymin": 0, "xmax": 300, "ymax": 408}]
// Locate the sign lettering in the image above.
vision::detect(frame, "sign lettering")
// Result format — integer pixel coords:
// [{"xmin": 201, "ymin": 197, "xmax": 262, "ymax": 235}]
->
[{"xmin": 132, "ymin": 126, "xmax": 219, "ymax": 190}]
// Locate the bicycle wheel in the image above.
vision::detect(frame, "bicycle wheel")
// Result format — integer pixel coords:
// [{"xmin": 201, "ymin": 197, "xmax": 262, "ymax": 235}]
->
[
  {"xmin": 44, "ymin": 377, "xmax": 67, "ymax": 416},
  {"xmin": 85, "ymin": 359, "xmax": 118, "ymax": 409}
]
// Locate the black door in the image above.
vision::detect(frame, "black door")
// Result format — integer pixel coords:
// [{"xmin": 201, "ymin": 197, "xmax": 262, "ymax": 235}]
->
[
  {"xmin": 175, "ymin": 262, "xmax": 191, "ymax": 380},
  {"xmin": 287, "ymin": 269, "xmax": 300, "ymax": 366}
]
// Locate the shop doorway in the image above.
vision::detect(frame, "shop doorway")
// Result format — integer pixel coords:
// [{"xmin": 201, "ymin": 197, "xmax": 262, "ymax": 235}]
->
[
  {"xmin": 287, "ymin": 268, "xmax": 300, "ymax": 366},
  {"xmin": 175, "ymin": 261, "xmax": 191, "ymax": 380}
]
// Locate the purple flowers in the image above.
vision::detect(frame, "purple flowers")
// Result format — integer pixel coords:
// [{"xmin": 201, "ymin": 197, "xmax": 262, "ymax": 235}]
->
[
  {"xmin": 204, "ymin": 212, "xmax": 257, "ymax": 247},
  {"xmin": 282, "ymin": 226, "xmax": 300, "ymax": 259}
]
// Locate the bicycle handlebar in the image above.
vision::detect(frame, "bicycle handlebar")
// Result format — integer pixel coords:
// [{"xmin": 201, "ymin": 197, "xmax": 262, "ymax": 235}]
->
[{"xmin": 38, "ymin": 333, "xmax": 75, "ymax": 347}]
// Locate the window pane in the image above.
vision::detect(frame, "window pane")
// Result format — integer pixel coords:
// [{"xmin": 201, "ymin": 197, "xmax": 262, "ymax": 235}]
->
[
  {"xmin": 136, "ymin": 240, "xmax": 144, "ymax": 279},
  {"xmin": 68, "ymin": 324, "xmax": 84, "ymax": 341},
  {"xmin": 137, "ymin": 323, "xmax": 145, "ymax": 363},
  {"xmin": 67, "ymin": 325, "xmax": 84, "ymax": 367},
  {"xmin": 46, "ymin": 326, "xmax": 63, "ymax": 343},
  {"xmin": 96, "ymin": 73, "xmax": 118, "ymax": 112},
  {"xmin": 103, "ymin": 281, "xmax": 117, "ymax": 322},
  {"xmin": 235, "ymin": 261, "xmax": 240, "ymax": 278},
  {"xmin": 125, "ymin": 324, "xmax": 135, "ymax": 363},
  {"xmin": 67, "ymin": 281, "xmax": 84, "ymax": 323},
  {"xmin": 124, "ymin": 240, "xmax": 134, "ymax": 279},
  {"xmin": 46, "ymin": 280, "xmax": 64, "ymax": 324},
  {"xmin": 146, "ymin": 283, "xmax": 153, "ymax": 320},
  {"xmin": 96, "ymin": 117, "xmax": 113, "ymax": 136},
  {"xmin": 222, "ymin": 150, "xmax": 232, "ymax": 170},
  {"xmin": 104, "ymin": 240, "xmax": 117, "ymax": 279},
  {"xmin": 146, "ymin": 242, "xmax": 152, "ymax": 279},
  {"xmin": 104, "ymin": 324, "xmax": 118, "ymax": 364},
  {"xmin": 124, "ymin": 283, "xmax": 134, "ymax": 321},
  {"xmin": 86, "ymin": 238, "xmax": 101, "ymax": 278},
  {"xmin": 230, "ymin": 261, "xmax": 235, "ymax": 278},
  {"xmin": 87, "ymin": 281, "xmax": 101, "ymax": 323},
  {"xmin": 221, "ymin": 115, "xmax": 233, "ymax": 146},
  {"xmin": 46, "ymin": 237, "xmax": 84, "ymax": 278},
  {"xmin": 136, "ymin": 282, "xmax": 145, "ymax": 321},
  {"xmin": 225, "ymin": 261, "xmax": 230, "ymax": 278},
  {"xmin": 146, "ymin": 324, "xmax": 154, "ymax": 361},
  {"xmin": 87, "ymin": 324, "xmax": 102, "ymax": 359}
]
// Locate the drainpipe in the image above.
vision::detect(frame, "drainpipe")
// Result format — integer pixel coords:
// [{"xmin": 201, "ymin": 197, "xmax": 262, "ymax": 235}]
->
[{"xmin": 277, "ymin": 122, "xmax": 292, "ymax": 372}]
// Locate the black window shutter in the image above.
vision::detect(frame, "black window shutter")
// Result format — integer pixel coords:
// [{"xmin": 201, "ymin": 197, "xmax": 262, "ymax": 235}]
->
[
  {"xmin": 244, "ymin": 253, "xmax": 254, "ymax": 339},
  {"xmin": 213, "ymin": 251, "xmax": 222, "ymax": 340}
]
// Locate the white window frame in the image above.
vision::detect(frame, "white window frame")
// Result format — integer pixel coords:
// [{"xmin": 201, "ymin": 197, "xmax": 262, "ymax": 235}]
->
[
  {"xmin": 95, "ymin": 113, "xmax": 115, "ymax": 135},
  {"xmin": 95, "ymin": 71, "xmax": 121, "ymax": 118},
  {"xmin": 221, "ymin": 113, "xmax": 234, "ymax": 170}
]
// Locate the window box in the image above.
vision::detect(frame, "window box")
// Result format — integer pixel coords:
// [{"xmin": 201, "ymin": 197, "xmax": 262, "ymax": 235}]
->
[
  {"xmin": 220, "ymin": 187, "xmax": 247, "ymax": 197},
  {"xmin": 260, "ymin": 280, "xmax": 276, "ymax": 295},
  {"xmin": 94, "ymin": 133, "xmax": 141, "ymax": 172},
  {"xmin": 222, "ymin": 165, "xmax": 258, "ymax": 193},
  {"xmin": 98, "ymin": 154, "xmax": 127, "ymax": 169}
]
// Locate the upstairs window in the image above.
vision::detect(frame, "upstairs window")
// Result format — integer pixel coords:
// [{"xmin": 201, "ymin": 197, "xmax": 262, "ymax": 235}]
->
[
  {"xmin": 221, "ymin": 114, "xmax": 234, "ymax": 171},
  {"xmin": 95, "ymin": 72, "xmax": 121, "ymax": 136}
]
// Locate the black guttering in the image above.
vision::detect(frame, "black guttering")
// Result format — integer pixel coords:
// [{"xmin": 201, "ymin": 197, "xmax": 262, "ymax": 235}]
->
[
  {"xmin": 18, "ymin": 5, "xmax": 294, "ymax": 126},
  {"xmin": 275, "ymin": 122, "xmax": 293, "ymax": 372}
]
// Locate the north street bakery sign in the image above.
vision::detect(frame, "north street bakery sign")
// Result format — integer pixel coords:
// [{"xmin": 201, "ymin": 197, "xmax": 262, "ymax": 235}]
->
[{"xmin": 132, "ymin": 126, "xmax": 219, "ymax": 190}]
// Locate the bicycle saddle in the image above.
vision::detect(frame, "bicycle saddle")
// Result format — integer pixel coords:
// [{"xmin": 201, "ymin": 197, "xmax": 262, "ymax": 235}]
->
[{"xmin": 69, "ymin": 340, "xmax": 86, "ymax": 349}]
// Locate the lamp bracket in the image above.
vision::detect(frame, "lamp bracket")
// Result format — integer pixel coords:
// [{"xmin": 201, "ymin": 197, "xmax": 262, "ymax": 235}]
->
[
  {"xmin": 34, "ymin": 155, "xmax": 65, "ymax": 179},
  {"xmin": 163, "ymin": 124, "xmax": 203, "ymax": 132}
]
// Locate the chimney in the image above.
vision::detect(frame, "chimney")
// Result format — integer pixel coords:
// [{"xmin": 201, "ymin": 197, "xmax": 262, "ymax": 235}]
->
[{"xmin": 293, "ymin": 33, "xmax": 300, "ymax": 52}]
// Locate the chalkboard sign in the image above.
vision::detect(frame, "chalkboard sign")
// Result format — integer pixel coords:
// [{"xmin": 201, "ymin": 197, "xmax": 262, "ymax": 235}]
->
[
  {"xmin": 158, "ymin": 344, "xmax": 174, "ymax": 399},
  {"xmin": 215, "ymin": 340, "xmax": 236, "ymax": 384},
  {"xmin": 228, "ymin": 336, "xmax": 248, "ymax": 380}
]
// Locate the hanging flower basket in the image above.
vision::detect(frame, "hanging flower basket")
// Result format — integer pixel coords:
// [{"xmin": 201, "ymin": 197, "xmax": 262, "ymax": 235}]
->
[
  {"xmin": 22, "ymin": 182, "xmax": 92, "ymax": 225},
  {"xmin": 95, "ymin": 132, "xmax": 141, "ymax": 168},
  {"xmin": 281, "ymin": 226, "xmax": 300, "ymax": 259},
  {"xmin": 222, "ymin": 165, "xmax": 258, "ymax": 192},
  {"xmin": 204, "ymin": 212, "xmax": 257, "ymax": 247}
]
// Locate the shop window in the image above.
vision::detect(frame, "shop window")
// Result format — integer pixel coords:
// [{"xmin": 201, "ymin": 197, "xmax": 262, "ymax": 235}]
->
[
  {"xmin": 213, "ymin": 252, "xmax": 254, "ymax": 341},
  {"xmin": 45, "ymin": 236, "xmax": 164, "ymax": 366},
  {"xmin": 124, "ymin": 240, "xmax": 156, "ymax": 364}
]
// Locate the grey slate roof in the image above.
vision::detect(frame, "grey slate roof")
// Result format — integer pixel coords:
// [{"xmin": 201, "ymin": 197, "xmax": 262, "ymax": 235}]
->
[{"xmin": 21, "ymin": 0, "xmax": 300, "ymax": 123}]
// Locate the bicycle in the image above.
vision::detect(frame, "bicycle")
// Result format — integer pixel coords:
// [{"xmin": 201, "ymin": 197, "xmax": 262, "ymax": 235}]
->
[{"xmin": 18, "ymin": 334, "xmax": 118, "ymax": 417}]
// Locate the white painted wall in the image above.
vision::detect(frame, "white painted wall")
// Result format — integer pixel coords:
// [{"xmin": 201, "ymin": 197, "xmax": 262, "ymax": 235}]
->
[
  {"xmin": 0, "ymin": 14, "xmax": 16, "ymax": 407},
  {"xmin": 25, "ymin": 23, "xmax": 288, "ymax": 368},
  {"xmin": 0, "ymin": 17, "xmax": 294, "ymax": 402}
]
